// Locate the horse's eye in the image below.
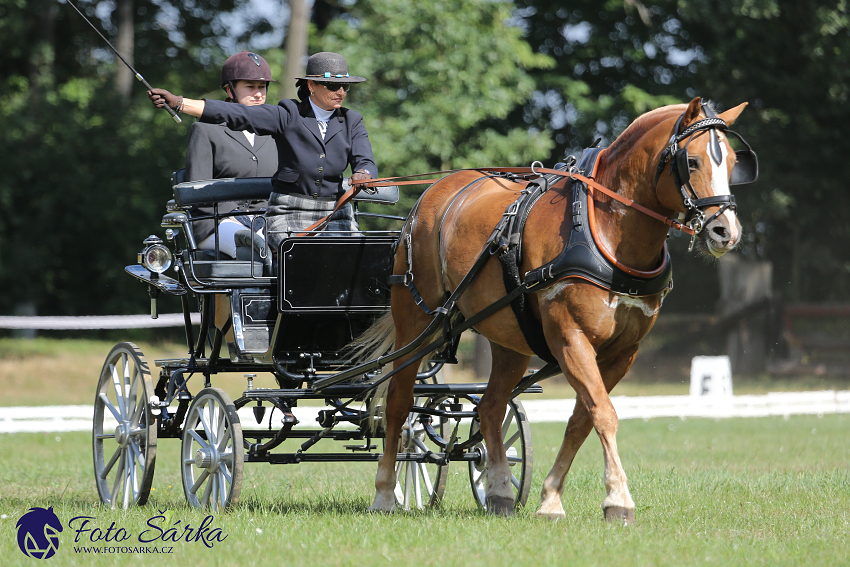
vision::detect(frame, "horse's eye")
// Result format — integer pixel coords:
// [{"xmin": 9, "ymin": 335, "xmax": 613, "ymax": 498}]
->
[{"xmin": 688, "ymin": 158, "xmax": 699, "ymax": 170}]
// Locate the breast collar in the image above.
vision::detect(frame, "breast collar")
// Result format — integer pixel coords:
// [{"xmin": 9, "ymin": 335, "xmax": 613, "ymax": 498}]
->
[{"xmin": 515, "ymin": 147, "xmax": 673, "ymax": 298}]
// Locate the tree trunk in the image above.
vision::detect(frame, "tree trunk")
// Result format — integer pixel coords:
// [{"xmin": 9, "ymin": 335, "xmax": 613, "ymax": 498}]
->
[
  {"xmin": 283, "ymin": 0, "xmax": 310, "ymax": 100},
  {"xmin": 115, "ymin": 0, "xmax": 134, "ymax": 101},
  {"xmin": 31, "ymin": 0, "xmax": 57, "ymax": 98}
]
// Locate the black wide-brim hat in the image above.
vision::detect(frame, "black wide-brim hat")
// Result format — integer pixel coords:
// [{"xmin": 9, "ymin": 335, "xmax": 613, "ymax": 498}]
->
[{"xmin": 296, "ymin": 52, "xmax": 366, "ymax": 83}]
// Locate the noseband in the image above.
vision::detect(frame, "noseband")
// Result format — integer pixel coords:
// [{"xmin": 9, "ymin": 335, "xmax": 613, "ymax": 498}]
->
[{"xmin": 654, "ymin": 102, "xmax": 758, "ymax": 249}]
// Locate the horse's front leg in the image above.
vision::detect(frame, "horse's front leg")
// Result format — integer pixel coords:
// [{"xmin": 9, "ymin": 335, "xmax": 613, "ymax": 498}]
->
[
  {"xmin": 369, "ymin": 368, "xmax": 417, "ymax": 513},
  {"xmin": 476, "ymin": 342, "xmax": 531, "ymax": 515},
  {"xmin": 540, "ymin": 327, "xmax": 637, "ymax": 524},
  {"xmin": 537, "ymin": 348, "xmax": 637, "ymax": 521}
]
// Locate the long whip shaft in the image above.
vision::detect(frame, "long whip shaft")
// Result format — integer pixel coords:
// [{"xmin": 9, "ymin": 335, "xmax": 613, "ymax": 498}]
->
[{"xmin": 65, "ymin": 0, "xmax": 181, "ymax": 123}]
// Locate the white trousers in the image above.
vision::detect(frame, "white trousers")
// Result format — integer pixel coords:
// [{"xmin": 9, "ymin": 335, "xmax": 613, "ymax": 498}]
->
[{"xmin": 197, "ymin": 217, "xmax": 264, "ymax": 259}]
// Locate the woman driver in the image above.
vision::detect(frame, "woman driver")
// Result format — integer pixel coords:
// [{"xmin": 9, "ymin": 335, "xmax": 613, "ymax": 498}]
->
[{"xmin": 151, "ymin": 52, "xmax": 377, "ymax": 251}]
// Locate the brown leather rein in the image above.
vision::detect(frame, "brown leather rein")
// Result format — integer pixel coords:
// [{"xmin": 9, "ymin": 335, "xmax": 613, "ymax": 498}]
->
[{"xmin": 301, "ymin": 166, "xmax": 696, "ymax": 237}]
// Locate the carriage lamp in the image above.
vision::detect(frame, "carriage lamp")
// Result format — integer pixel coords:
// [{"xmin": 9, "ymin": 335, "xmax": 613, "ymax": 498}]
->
[{"xmin": 139, "ymin": 235, "xmax": 173, "ymax": 274}]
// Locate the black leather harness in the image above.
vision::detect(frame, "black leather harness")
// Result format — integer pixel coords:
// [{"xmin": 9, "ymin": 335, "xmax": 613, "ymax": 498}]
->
[
  {"xmin": 390, "ymin": 148, "xmax": 674, "ymax": 365},
  {"xmin": 496, "ymin": 148, "xmax": 673, "ymax": 362}
]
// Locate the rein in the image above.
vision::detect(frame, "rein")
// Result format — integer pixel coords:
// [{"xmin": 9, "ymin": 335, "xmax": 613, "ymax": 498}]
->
[{"xmin": 301, "ymin": 165, "xmax": 696, "ymax": 237}]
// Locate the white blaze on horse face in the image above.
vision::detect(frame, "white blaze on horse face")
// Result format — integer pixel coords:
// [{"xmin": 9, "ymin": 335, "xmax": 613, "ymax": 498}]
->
[
  {"xmin": 704, "ymin": 135, "xmax": 742, "ymax": 252},
  {"xmin": 708, "ymin": 136, "xmax": 731, "ymax": 197}
]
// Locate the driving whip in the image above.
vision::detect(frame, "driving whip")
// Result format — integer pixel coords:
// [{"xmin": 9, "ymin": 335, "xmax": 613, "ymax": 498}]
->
[{"xmin": 65, "ymin": 0, "xmax": 181, "ymax": 123}]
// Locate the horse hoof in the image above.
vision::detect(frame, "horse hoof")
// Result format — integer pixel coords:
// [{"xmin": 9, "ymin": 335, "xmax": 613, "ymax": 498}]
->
[
  {"xmin": 486, "ymin": 496, "xmax": 515, "ymax": 516},
  {"xmin": 367, "ymin": 503, "xmax": 396, "ymax": 514},
  {"xmin": 603, "ymin": 506, "xmax": 635, "ymax": 526},
  {"xmin": 535, "ymin": 510, "xmax": 565, "ymax": 521}
]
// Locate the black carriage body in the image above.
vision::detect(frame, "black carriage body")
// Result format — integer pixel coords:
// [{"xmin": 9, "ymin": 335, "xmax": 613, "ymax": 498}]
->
[
  {"xmin": 274, "ymin": 236, "xmax": 394, "ymax": 367},
  {"xmin": 104, "ymin": 174, "xmax": 543, "ymax": 512}
]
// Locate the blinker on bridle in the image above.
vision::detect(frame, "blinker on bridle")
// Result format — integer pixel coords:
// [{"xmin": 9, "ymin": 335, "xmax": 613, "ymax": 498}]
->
[{"xmin": 654, "ymin": 101, "xmax": 759, "ymax": 250}]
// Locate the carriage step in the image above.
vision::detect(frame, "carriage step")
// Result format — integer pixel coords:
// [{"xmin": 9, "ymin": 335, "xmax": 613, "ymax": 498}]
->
[{"xmin": 345, "ymin": 444, "xmax": 377, "ymax": 452}]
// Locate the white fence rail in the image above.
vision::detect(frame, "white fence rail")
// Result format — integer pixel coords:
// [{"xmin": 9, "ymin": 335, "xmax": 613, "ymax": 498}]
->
[
  {"xmin": 3, "ymin": 391, "xmax": 849, "ymax": 434},
  {"xmin": 0, "ymin": 314, "xmax": 200, "ymax": 330}
]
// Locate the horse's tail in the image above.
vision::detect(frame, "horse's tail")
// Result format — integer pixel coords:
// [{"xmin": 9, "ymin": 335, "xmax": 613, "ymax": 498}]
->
[
  {"xmin": 347, "ymin": 311, "xmax": 396, "ymax": 367},
  {"xmin": 363, "ymin": 311, "xmax": 462, "ymax": 436},
  {"xmin": 344, "ymin": 312, "xmax": 395, "ymax": 434}
]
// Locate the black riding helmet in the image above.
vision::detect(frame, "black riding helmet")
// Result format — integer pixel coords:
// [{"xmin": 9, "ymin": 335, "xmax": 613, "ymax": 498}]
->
[{"xmin": 221, "ymin": 51, "xmax": 276, "ymax": 102}]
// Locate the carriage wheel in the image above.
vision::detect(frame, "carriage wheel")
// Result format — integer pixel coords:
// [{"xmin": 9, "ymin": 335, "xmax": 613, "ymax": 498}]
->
[
  {"xmin": 388, "ymin": 373, "xmax": 449, "ymax": 510},
  {"xmin": 392, "ymin": 398, "xmax": 450, "ymax": 510},
  {"xmin": 468, "ymin": 398, "xmax": 533, "ymax": 511},
  {"xmin": 93, "ymin": 342, "xmax": 157, "ymax": 509},
  {"xmin": 181, "ymin": 388, "xmax": 244, "ymax": 510}
]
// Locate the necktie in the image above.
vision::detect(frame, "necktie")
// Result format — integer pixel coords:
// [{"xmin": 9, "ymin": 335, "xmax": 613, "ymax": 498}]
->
[{"xmin": 317, "ymin": 120, "xmax": 328, "ymax": 140}]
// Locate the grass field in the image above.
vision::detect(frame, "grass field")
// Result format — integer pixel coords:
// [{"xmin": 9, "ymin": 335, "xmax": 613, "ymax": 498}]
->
[
  {"xmin": 2, "ymin": 337, "xmax": 849, "ymax": 566},
  {"xmin": 1, "ymin": 415, "xmax": 849, "ymax": 566},
  {"xmin": 2, "ymin": 337, "xmax": 849, "ymax": 407}
]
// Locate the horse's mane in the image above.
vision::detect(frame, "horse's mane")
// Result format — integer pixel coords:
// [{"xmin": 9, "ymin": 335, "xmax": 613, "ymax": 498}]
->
[{"xmin": 605, "ymin": 104, "xmax": 688, "ymax": 161}]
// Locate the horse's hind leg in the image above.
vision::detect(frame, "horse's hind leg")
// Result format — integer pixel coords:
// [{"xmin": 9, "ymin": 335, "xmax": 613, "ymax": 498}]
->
[
  {"xmin": 476, "ymin": 342, "xmax": 531, "ymax": 516},
  {"xmin": 369, "ymin": 293, "xmax": 434, "ymax": 512},
  {"xmin": 368, "ymin": 360, "xmax": 419, "ymax": 512},
  {"xmin": 538, "ymin": 337, "xmax": 638, "ymax": 524}
]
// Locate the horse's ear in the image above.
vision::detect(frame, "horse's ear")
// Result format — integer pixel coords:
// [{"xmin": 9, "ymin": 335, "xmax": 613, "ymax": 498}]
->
[
  {"xmin": 680, "ymin": 97, "xmax": 703, "ymax": 129},
  {"xmin": 719, "ymin": 102, "xmax": 748, "ymax": 127}
]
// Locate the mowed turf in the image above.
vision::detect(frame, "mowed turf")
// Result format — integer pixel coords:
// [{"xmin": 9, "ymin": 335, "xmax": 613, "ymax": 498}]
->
[{"xmin": 1, "ymin": 414, "xmax": 848, "ymax": 567}]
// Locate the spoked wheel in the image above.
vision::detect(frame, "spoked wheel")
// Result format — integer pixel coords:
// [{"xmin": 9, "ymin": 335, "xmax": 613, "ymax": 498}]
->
[
  {"xmin": 468, "ymin": 398, "xmax": 533, "ymax": 510},
  {"xmin": 390, "ymin": 374, "xmax": 450, "ymax": 510},
  {"xmin": 93, "ymin": 342, "xmax": 157, "ymax": 509},
  {"xmin": 181, "ymin": 388, "xmax": 244, "ymax": 510}
]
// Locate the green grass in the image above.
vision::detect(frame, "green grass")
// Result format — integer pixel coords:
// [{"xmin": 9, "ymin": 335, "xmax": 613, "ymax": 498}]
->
[
  {"xmin": 1, "ymin": 415, "xmax": 849, "ymax": 566},
  {"xmin": 2, "ymin": 337, "xmax": 848, "ymax": 407}
]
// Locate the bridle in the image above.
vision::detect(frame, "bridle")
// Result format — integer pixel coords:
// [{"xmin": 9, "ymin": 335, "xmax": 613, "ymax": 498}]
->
[{"xmin": 654, "ymin": 101, "xmax": 758, "ymax": 248}]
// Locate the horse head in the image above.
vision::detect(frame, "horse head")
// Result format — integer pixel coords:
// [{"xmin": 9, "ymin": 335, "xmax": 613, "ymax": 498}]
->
[{"xmin": 654, "ymin": 97, "xmax": 757, "ymax": 257}]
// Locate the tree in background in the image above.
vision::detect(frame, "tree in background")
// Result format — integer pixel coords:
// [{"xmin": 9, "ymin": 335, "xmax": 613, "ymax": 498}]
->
[
  {"xmin": 674, "ymin": 0, "xmax": 850, "ymax": 302},
  {"xmin": 316, "ymin": 0, "xmax": 556, "ymax": 195},
  {"xmin": 0, "ymin": 0, "xmax": 274, "ymax": 317},
  {"xmin": 1, "ymin": 0, "xmax": 849, "ymax": 318}
]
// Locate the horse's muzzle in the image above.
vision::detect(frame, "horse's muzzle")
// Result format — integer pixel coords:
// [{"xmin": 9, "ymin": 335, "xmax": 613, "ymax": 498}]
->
[{"xmin": 704, "ymin": 209, "xmax": 742, "ymax": 257}]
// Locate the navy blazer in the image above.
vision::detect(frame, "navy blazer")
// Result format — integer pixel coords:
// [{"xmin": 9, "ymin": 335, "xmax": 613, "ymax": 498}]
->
[
  {"xmin": 184, "ymin": 121, "xmax": 278, "ymax": 241},
  {"xmin": 201, "ymin": 98, "xmax": 378, "ymax": 199}
]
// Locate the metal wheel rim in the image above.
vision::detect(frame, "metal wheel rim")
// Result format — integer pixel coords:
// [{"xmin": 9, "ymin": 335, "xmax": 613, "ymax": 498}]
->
[
  {"xmin": 93, "ymin": 342, "xmax": 157, "ymax": 509},
  {"xmin": 389, "ymin": 373, "xmax": 450, "ymax": 510},
  {"xmin": 392, "ymin": 400, "xmax": 450, "ymax": 510},
  {"xmin": 468, "ymin": 398, "xmax": 533, "ymax": 510},
  {"xmin": 181, "ymin": 388, "xmax": 243, "ymax": 511}
]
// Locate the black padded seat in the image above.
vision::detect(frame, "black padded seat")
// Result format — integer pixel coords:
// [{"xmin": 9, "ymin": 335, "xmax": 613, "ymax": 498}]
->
[
  {"xmin": 189, "ymin": 260, "xmax": 265, "ymax": 279},
  {"xmin": 172, "ymin": 177, "xmax": 400, "ymax": 208}
]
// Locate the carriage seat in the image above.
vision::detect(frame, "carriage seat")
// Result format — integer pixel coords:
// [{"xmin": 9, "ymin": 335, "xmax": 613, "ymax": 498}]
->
[
  {"xmin": 172, "ymin": 177, "xmax": 400, "ymax": 207},
  {"xmin": 187, "ymin": 259, "xmax": 266, "ymax": 279}
]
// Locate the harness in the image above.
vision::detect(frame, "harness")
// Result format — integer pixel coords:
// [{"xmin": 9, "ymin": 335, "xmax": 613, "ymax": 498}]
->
[
  {"xmin": 654, "ymin": 101, "xmax": 758, "ymax": 249},
  {"xmin": 497, "ymin": 148, "xmax": 673, "ymax": 362}
]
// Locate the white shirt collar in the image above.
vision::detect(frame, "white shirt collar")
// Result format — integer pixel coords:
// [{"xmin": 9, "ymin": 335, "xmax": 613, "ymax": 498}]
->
[{"xmin": 308, "ymin": 97, "xmax": 335, "ymax": 122}]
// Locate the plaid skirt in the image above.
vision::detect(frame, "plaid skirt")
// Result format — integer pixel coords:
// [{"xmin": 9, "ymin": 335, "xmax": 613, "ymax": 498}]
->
[{"xmin": 265, "ymin": 192, "xmax": 358, "ymax": 249}]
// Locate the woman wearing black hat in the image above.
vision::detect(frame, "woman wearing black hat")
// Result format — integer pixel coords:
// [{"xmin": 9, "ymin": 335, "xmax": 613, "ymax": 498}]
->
[
  {"xmin": 150, "ymin": 52, "xmax": 377, "ymax": 249},
  {"xmin": 184, "ymin": 51, "xmax": 279, "ymax": 258}
]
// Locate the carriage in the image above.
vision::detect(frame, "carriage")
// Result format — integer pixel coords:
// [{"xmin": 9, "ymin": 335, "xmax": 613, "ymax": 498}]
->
[
  {"xmin": 94, "ymin": 97, "xmax": 757, "ymax": 520},
  {"xmin": 92, "ymin": 171, "xmax": 543, "ymax": 511}
]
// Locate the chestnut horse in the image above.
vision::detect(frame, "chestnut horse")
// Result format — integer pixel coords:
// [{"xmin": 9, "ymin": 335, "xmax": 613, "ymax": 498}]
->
[{"xmin": 366, "ymin": 97, "xmax": 750, "ymax": 521}]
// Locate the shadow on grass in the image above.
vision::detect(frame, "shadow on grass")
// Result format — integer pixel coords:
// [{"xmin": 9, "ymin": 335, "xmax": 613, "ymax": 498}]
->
[{"xmin": 232, "ymin": 494, "xmax": 496, "ymax": 518}]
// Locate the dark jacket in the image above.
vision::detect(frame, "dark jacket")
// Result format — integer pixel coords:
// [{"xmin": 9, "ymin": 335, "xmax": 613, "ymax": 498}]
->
[
  {"xmin": 200, "ymin": 98, "xmax": 377, "ymax": 199},
  {"xmin": 184, "ymin": 121, "xmax": 278, "ymax": 241}
]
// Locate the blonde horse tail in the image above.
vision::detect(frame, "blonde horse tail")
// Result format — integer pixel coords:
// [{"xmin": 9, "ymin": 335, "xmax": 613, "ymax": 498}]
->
[
  {"xmin": 343, "ymin": 312, "xmax": 396, "ymax": 434},
  {"xmin": 347, "ymin": 311, "xmax": 396, "ymax": 367}
]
